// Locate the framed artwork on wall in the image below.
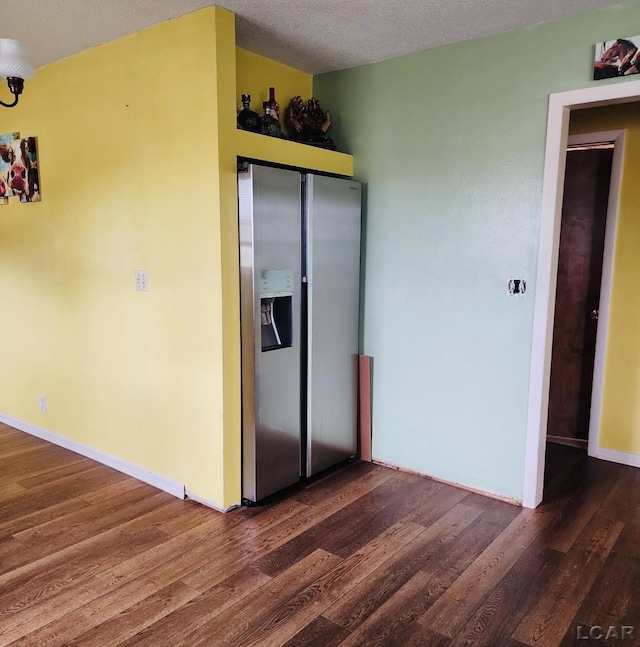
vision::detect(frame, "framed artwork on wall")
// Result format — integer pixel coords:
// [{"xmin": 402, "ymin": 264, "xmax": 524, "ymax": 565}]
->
[
  {"xmin": 594, "ymin": 36, "xmax": 640, "ymax": 80},
  {"xmin": 0, "ymin": 132, "xmax": 40, "ymax": 205}
]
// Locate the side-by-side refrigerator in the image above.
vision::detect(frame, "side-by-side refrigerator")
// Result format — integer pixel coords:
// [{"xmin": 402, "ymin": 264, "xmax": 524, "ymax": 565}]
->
[{"xmin": 239, "ymin": 162, "xmax": 362, "ymax": 504}]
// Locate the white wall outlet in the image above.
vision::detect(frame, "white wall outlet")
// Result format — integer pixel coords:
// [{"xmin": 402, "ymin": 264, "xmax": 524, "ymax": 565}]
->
[
  {"xmin": 39, "ymin": 394, "xmax": 47, "ymax": 413},
  {"xmin": 135, "ymin": 270, "xmax": 149, "ymax": 292}
]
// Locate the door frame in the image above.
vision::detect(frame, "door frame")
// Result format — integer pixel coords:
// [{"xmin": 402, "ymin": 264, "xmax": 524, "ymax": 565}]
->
[{"xmin": 523, "ymin": 79, "xmax": 640, "ymax": 509}]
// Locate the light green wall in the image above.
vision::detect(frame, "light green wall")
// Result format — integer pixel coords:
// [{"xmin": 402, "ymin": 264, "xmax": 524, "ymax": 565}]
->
[{"xmin": 315, "ymin": 1, "xmax": 640, "ymax": 500}]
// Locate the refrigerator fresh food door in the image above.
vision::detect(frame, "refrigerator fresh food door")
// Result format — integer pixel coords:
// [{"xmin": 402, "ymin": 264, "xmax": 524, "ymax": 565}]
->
[
  {"xmin": 305, "ymin": 174, "xmax": 362, "ymax": 476},
  {"xmin": 239, "ymin": 164, "xmax": 302, "ymax": 503}
]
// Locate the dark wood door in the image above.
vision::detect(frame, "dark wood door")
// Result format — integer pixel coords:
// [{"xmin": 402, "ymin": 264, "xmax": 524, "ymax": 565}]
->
[{"xmin": 547, "ymin": 148, "xmax": 613, "ymax": 441}]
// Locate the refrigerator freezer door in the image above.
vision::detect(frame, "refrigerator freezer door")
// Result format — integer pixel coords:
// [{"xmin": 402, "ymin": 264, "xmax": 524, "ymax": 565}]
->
[
  {"xmin": 305, "ymin": 174, "xmax": 361, "ymax": 476},
  {"xmin": 239, "ymin": 164, "xmax": 302, "ymax": 502}
]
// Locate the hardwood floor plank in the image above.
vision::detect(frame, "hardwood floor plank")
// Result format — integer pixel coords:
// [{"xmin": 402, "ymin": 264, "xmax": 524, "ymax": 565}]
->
[
  {"xmin": 542, "ymin": 464, "xmax": 618, "ymax": 553},
  {"xmin": 281, "ymin": 616, "xmax": 351, "ymax": 647},
  {"xmin": 450, "ymin": 545, "xmax": 562, "ymax": 647},
  {"xmin": 0, "ymin": 439, "xmax": 72, "ymax": 463},
  {"xmin": 219, "ymin": 521, "xmax": 426, "ymax": 647},
  {"xmin": 155, "ymin": 500, "xmax": 222, "ymax": 536},
  {"xmin": 333, "ymin": 511, "xmax": 519, "ymax": 647},
  {"xmin": 293, "ymin": 461, "xmax": 396, "ymax": 510},
  {"xmin": 0, "ymin": 464, "xmax": 129, "ymax": 524},
  {"xmin": 0, "ymin": 487, "xmax": 174, "ymax": 577},
  {"xmin": 461, "ymin": 495, "xmax": 522, "ymax": 529},
  {"xmin": 117, "ymin": 566, "xmax": 272, "ymax": 647},
  {"xmin": 0, "ymin": 433, "xmax": 64, "ymax": 455},
  {"xmin": 541, "ymin": 445, "xmax": 590, "ymax": 505},
  {"xmin": 100, "ymin": 499, "xmax": 310, "ymax": 590},
  {"xmin": 617, "ymin": 564, "xmax": 640, "ymax": 639},
  {"xmin": 556, "ymin": 551, "xmax": 640, "ymax": 647},
  {"xmin": 395, "ymin": 623, "xmax": 452, "ymax": 647},
  {"xmin": 292, "ymin": 460, "xmax": 377, "ymax": 506},
  {"xmin": 0, "ymin": 445, "xmax": 86, "ymax": 486},
  {"xmin": 179, "ymin": 468, "xmax": 396, "ymax": 592},
  {"xmin": 599, "ymin": 463, "xmax": 640, "ymax": 521},
  {"xmin": 320, "ymin": 478, "xmax": 448, "ymax": 558},
  {"xmin": 77, "ymin": 475, "xmax": 150, "ymax": 503},
  {"xmin": 0, "ymin": 423, "xmax": 22, "ymax": 434},
  {"xmin": 172, "ymin": 549, "xmax": 343, "ymax": 647},
  {"xmin": 323, "ymin": 501, "xmax": 483, "ymax": 630},
  {"xmin": 613, "ymin": 519, "xmax": 640, "ymax": 559},
  {"xmin": 0, "ymin": 482, "xmax": 25, "ymax": 497},
  {"xmin": 0, "ymin": 428, "xmax": 32, "ymax": 442},
  {"xmin": 97, "ymin": 505, "xmax": 258, "ymax": 584},
  {"xmin": 0, "ymin": 524, "xmax": 169, "ymax": 616},
  {"xmin": 98, "ymin": 466, "xmax": 392, "ymax": 592},
  {"xmin": 403, "ymin": 485, "xmax": 470, "ymax": 527},
  {"xmin": 0, "ymin": 497, "xmax": 91, "ymax": 542},
  {"xmin": 328, "ymin": 569, "xmax": 435, "ymax": 647},
  {"xmin": 419, "ymin": 509, "xmax": 555, "ymax": 637},
  {"xmin": 66, "ymin": 580, "xmax": 200, "ymax": 647},
  {"xmin": 511, "ymin": 512, "xmax": 623, "ymax": 647},
  {"xmin": 15, "ymin": 457, "xmax": 95, "ymax": 489},
  {"xmin": 6, "ymin": 576, "xmax": 162, "ymax": 647},
  {"xmin": 13, "ymin": 486, "xmax": 170, "ymax": 551},
  {"xmin": 1, "ymin": 574, "xmax": 113, "ymax": 644},
  {"xmin": 252, "ymin": 475, "xmax": 441, "ymax": 576},
  {"xmin": 0, "ymin": 536, "xmax": 27, "ymax": 564}
]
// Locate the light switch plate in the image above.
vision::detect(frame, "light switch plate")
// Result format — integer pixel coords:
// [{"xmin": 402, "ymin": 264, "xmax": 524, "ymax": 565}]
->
[{"xmin": 135, "ymin": 270, "xmax": 149, "ymax": 292}]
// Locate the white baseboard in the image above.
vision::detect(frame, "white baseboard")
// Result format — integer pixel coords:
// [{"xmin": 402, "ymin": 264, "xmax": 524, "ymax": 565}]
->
[
  {"xmin": 0, "ymin": 412, "xmax": 186, "ymax": 500},
  {"xmin": 185, "ymin": 489, "xmax": 240, "ymax": 513},
  {"xmin": 593, "ymin": 446, "xmax": 640, "ymax": 469}
]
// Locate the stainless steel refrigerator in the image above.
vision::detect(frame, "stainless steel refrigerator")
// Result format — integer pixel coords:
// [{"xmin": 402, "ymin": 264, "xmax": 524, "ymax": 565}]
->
[{"xmin": 239, "ymin": 162, "xmax": 362, "ymax": 504}]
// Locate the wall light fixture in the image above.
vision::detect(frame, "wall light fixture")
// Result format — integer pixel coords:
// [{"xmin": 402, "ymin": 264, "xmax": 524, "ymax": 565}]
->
[{"xmin": 0, "ymin": 39, "xmax": 34, "ymax": 108}]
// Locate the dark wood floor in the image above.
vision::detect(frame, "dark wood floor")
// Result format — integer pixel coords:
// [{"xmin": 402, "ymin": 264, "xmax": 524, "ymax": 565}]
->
[{"xmin": 1, "ymin": 423, "xmax": 639, "ymax": 646}]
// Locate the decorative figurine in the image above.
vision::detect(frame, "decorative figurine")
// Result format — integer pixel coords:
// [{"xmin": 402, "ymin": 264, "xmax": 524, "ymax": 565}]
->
[
  {"xmin": 286, "ymin": 96, "xmax": 336, "ymax": 150},
  {"xmin": 237, "ymin": 94, "xmax": 261, "ymax": 133},
  {"xmin": 260, "ymin": 101, "xmax": 282, "ymax": 138}
]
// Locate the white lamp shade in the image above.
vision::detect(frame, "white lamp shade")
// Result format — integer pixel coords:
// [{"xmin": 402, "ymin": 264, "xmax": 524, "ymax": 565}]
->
[{"xmin": 0, "ymin": 39, "xmax": 34, "ymax": 80}]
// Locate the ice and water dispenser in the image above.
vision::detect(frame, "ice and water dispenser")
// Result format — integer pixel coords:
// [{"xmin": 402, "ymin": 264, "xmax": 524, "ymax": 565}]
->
[{"xmin": 259, "ymin": 269, "xmax": 294, "ymax": 351}]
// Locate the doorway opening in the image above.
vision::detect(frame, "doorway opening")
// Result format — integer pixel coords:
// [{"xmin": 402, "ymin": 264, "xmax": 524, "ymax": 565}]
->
[
  {"xmin": 543, "ymin": 133, "xmax": 621, "ymax": 493},
  {"xmin": 547, "ymin": 139, "xmax": 614, "ymax": 451},
  {"xmin": 523, "ymin": 78, "xmax": 640, "ymax": 509}
]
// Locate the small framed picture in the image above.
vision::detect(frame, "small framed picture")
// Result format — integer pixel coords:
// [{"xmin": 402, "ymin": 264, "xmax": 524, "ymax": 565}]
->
[
  {"xmin": 0, "ymin": 132, "xmax": 40, "ymax": 204},
  {"xmin": 594, "ymin": 36, "xmax": 640, "ymax": 80}
]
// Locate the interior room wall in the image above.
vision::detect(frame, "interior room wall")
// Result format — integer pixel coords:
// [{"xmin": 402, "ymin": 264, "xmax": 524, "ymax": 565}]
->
[
  {"xmin": 0, "ymin": 8, "xmax": 230, "ymax": 505},
  {"xmin": 314, "ymin": 1, "xmax": 640, "ymax": 500},
  {"xmin": 0, "ymin": 5, "xmax": 347, "ymax": 509}
]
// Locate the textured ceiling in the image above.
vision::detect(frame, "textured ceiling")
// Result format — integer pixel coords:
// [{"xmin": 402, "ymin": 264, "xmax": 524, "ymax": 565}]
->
[{"xmin": 0, "ymin": 0, "xmax": 629, "ymax": 75}]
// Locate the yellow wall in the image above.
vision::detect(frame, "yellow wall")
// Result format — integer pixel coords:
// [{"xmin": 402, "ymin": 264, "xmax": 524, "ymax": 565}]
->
[
  {"xmin": 0, "ymin": 7, "xmax": 353, "ymax": 509},
  {"xmin": 570, "ymin": 104, "xmax": 640, "ymax": 455},
  {"xmin": 0, "ymin": 8, "xmax": 232, "ymax": 505}
]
